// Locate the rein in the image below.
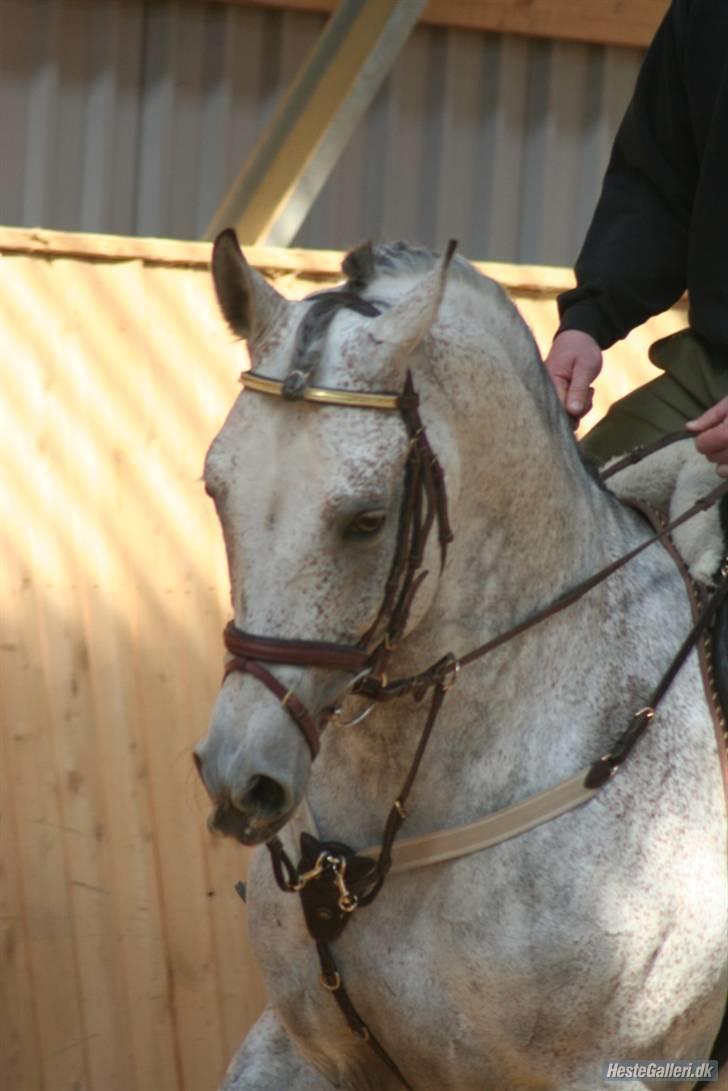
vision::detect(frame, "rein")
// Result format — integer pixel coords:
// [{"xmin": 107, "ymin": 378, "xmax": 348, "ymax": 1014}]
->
[{"xmin": 224, "ymin": 371, "xmax": 728, "ymax": 1088}]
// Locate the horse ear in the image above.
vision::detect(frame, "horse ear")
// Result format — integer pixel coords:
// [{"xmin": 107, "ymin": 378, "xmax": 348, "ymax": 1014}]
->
[
  {"xmin": 366, "ymin": 240, "xmax": 457, "ymax": 359},
  {"xmin": 211, "ymin": 229, "xmax": 285, "ymax": 342}
]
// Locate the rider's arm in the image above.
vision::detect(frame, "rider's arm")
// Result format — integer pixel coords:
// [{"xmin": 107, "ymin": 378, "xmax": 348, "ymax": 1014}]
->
[{"xmin": 557, "ymin": 0, "xmax": 696, "ymax": 349}]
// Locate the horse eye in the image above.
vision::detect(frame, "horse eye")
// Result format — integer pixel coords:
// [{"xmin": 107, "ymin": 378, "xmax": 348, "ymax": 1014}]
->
[{"xmin": 345, "ymin": 509, "xmax": 387, "ymax": 539}]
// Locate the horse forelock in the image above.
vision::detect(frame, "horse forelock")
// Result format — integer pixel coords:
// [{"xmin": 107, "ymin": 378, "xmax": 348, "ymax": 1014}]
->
[
  {"xmin": 291, "ymin": 241, "xmax": 507, "ymax": 385},
  {"xmin": 288, "ymin": 242, "xmax": 458, "ymax": 383},
  {"xmin": 286, "ymin": 287, "xmax": 380, "ymax": 394}
]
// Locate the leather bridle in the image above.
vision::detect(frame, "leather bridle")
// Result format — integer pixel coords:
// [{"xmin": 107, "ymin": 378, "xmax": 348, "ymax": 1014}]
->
[
  {"xmin": 222, "ymin": 369, "xmax": 454, "ymax": 761},
  {"xmin": 221, "ymin": 366, "xmax": 728, "ymax": 1090}
]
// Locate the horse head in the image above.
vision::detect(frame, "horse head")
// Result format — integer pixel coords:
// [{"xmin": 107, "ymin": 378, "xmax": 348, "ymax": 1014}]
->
[{"xmin": 194, "ymin": 231, "xmax": 461, "ymax": 845}]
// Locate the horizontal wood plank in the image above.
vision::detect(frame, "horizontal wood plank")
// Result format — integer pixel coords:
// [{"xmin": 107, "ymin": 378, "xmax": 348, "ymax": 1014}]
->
[
  {"xmin": 0, "ymin": 226, "xmax": 574, "ymax": 293},
  {"xmin": 212, "ymin": 0, "xmax": 667, "ymax": 48}
]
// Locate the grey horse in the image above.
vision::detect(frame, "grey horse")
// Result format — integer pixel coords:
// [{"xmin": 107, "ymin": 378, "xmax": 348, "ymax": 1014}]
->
[{"xmin": 195, "ymin": 230, "xmax": 728, "ymax": 1090}]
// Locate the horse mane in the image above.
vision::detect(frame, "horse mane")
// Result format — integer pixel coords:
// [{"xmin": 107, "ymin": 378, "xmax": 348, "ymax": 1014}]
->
[
  {"xmin": 342, "ymin": 241, "xmax": 572, "ymax": 430},
  {"xmin": 342, "ymin": 240, "xmax": 493, "ymax": 301},
  {"xmin": 341, "ymin": 241, "xmax": 540, "ymax": 374},
  {"xmin": 293, "ymin": 239, "xmax": 577, "ymax": 457}
]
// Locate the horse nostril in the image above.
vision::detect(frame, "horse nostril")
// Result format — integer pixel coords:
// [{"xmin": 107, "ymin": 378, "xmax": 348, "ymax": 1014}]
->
[
  {"xmin": 238, "ymin": 774, "xmax": 288, "ymax": 818},
  {"xmin": 192, "ymin": 750, "xmax": 204, "ymax": 780}
]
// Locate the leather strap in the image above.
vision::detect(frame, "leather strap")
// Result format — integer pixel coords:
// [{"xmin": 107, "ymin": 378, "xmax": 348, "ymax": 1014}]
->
[
  {"xmin": 649, "ymin": 505, "xmax": 728, "ymax": 797},
  {"xmin": 701, "ymin": 632, "xmax": 728, "ymax": 799},
  {"xmin": 583, "ymin": 502, "xmax": 728, "ymax": 788},
  {"xmin": 223, "ymin": 656, "xmax": 321, "ymax": 759},
  {"xmin": 358, "ymin": 768, "xmax": 597, "ymax": 873},
  {"xmin": 224, "ymin": 623, "xmax": 369, "ymax": 673},
  {"xmin": 352, "ymin": 501, "xmax": 728, "ymax": 873},
  {"xmin": 599, "ymin": 429, "xmax": 691, "ymax": 480},
  {"xmin": 315, "ymin": 940, "xmax": 417, "ymax": 1090},
  {"xmin": 355, "ymin": 477, "xmax": 728, "ymax": 706}
]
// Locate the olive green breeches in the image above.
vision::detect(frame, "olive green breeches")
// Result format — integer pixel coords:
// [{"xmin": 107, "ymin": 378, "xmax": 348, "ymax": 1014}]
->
[{"xmin": 580, "ymin": 329, "xmax": 728, "ymax": 465}]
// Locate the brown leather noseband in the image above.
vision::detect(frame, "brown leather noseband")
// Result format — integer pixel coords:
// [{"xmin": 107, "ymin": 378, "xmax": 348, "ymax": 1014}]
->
[{"xmin": 222, "ymin": 370, "xmax": 453, "ymax": 760}]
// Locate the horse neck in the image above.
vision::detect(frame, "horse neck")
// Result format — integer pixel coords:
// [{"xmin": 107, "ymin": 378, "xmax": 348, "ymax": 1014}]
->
[
  {"xmin": 311, "ymin": 369, "xmax": 630, "ymax": 846},
  {"xmin": 404, "ymin": 363, "xmax": 622, "ymax": 668}
]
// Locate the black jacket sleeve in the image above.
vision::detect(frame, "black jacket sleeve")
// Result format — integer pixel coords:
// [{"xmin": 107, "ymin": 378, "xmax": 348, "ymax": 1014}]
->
[{"xmin": 558, "ymin": 0, "xmax": 698, "ymax": 348}]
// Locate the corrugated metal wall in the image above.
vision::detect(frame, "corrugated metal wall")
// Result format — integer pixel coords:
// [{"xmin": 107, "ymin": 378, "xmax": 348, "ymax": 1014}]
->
[{"xmin": 0, "ymin": 0, "xmax": 644, "ymax": 264}]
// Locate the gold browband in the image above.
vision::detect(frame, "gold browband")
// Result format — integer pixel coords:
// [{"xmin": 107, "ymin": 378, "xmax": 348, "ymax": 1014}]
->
[{"xmin": 240, "ymin": 371, "xmax": 402, "ymax": 411}]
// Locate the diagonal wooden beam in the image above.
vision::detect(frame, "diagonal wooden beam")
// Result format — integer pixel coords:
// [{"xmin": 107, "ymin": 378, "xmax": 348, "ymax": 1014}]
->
[{"xmin": 204, "ymin": 0, "xmax": 428, "ymax": 246}]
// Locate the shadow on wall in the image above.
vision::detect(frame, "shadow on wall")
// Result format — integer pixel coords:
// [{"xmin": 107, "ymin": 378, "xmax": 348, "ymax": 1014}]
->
[{"xmin": 0, "ymin": 249, "xmax": 266, "ymax": 1091}]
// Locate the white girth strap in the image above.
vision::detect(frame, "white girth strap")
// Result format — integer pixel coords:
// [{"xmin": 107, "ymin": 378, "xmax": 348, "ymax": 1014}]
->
[{"xmin": 291, "ymin": 768, "xmax": 598, "ymax": 875}]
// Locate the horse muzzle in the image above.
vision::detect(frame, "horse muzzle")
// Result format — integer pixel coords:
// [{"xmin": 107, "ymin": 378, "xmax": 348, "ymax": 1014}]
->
[
  {"xmin": 193, "ymin": 675, "xmax": 317, "ymax": 845},
  {"xmin": 207, "ymin": 783, "xmax": 295, "ymax": 846},
  {"xmin": 194, "ymin": 744, "xmax": 298, "ymax": 845}
]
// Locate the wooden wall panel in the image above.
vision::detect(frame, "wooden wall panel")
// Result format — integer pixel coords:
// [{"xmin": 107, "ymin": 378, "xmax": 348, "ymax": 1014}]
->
[
  {"xmin": 0, "ymin": 233, "xmax": 266, "ymax": 1091},
  {"xmin": 0, "ymin": 226, "xmax": 687, "ymax": 1091}
]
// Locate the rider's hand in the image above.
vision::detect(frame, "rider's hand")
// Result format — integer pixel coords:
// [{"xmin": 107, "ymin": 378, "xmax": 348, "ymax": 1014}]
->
[
  {"xmin": 544, "ymin": 330, "xmax": 603, "ymax": 426},
  {"xmin": 686, "ymin": 397, "xmax": 728, "ymax": 477}
]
